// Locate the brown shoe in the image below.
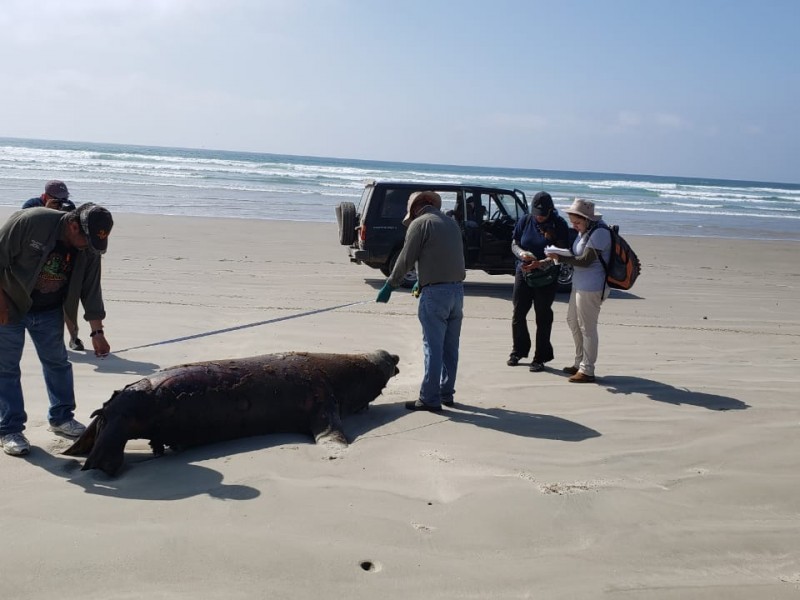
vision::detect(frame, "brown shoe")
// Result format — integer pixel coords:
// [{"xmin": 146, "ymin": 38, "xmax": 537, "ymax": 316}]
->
[
  {"xmin": 569, "ymin": 372, "xmax": 596, "ymax": 383},
  {"xmin": 562, "ymin": 366, "xmax": 579, "ymax": 375}
]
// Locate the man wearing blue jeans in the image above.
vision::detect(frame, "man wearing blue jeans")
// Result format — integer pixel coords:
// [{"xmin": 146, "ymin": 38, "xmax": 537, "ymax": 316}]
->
[
  {"xmin": 376, "ymin": 191, "xmax": 466, "ymax": 412},
  {"xmin": 0, "ymin": 203, "xmax": 113, "ymax": 456}
]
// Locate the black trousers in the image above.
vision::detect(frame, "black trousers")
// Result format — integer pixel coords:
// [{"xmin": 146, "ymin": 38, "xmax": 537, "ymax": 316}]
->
[{"xmin": 510, "ymin": 270, "xmax": 557, "ymax": 363}]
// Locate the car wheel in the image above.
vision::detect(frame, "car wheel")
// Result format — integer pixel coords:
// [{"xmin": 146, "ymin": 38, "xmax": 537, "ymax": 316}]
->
[
  {"xmin": 557, "ymin": 263, "xmax": 573, "ymax": 293},
  {"xmin": 335, "ymin": 202, "xmax": 357, "ymax": 245},
  {"xmin": 387, "ymin": 251, "xmax": 418, "ymax": 288}
]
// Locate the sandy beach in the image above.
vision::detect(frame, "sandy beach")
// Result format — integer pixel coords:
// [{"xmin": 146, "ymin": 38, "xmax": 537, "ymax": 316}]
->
[{"xmin": 1, "ymin": 208, "xmax": 798, "ymax": 599}]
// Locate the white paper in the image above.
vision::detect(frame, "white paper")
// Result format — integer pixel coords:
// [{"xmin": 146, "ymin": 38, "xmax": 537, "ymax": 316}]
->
[{"xmin": 544, "ymin": 245, "xmax": 573, "ymax": 257}]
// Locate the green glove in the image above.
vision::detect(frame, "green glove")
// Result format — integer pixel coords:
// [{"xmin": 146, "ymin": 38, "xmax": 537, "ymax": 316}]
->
[
  {"xmin": 411, "ymin": 281, "xmax": 420, "ymax": 298},
  {"xmin": 376, "ymin": 282, "xmax": 393, "ymax": 303}
]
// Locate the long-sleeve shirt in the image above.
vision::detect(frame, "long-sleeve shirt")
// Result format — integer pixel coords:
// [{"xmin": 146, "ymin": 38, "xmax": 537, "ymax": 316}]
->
[
  {"xmin": 388, "ymin": 206, "xmax": 465, "ymax": 288},
  {"xmin": 0, "ymin": 208, "xmax": 105, "ymax": 324}
]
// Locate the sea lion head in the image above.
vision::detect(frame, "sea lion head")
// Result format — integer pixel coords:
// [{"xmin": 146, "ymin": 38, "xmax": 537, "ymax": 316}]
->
[
  {"xmin": 334, "ymin": 350, "xmax": 400, "ymax": 416},
  {"xmin": 368, "ymin": 349, "xmax": 400, "ymax": 380}
]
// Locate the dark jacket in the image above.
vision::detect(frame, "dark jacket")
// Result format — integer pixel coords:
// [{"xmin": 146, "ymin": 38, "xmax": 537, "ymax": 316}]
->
[{"xmin": 0, "ymin": 208, "xmax": 105, "ymax": 324}]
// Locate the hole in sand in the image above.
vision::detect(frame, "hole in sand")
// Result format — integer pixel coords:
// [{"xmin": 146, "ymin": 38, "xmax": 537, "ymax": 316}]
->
[{"xmin": 359, "ymin": 560, "xmax": 381, "ymax": 572}]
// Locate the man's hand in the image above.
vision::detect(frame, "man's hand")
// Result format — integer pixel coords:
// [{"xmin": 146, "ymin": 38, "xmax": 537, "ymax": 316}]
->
[
  {"xmin": 376, "ymin": 282, "xmax": 393, "ymax": 303},
  {"xmin": 91, "ymin": 331, "xmax": 110, "ymax": 358},
  {"xmin": 411, "ymin": 281, "xmax": 420, "ymax": 298}
]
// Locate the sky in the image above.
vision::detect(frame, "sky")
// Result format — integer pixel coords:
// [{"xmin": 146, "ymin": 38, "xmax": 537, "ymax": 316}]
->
[{"xmin": 0, "ymin": 0, "xmax": 798, "ymax": 183}]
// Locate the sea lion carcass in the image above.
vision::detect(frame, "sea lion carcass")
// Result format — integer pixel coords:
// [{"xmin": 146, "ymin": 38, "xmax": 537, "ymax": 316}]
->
[{"xmin": 64, "ymin": 350, "xmax": 400, "ymax": 475}]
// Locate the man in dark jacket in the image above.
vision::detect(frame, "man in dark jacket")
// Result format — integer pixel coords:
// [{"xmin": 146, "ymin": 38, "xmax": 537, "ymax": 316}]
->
[
  {"xmin": 22, "ymin": 180, "xmax": 82, "ymax": 349},
  {"xmin": 0, "ymin": 203, "xmax": 113, "ymax": 456}
]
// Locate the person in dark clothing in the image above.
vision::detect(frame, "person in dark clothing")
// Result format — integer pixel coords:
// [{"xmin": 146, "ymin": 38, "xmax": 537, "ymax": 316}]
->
[
  {"xmin": 0, "ymin": 203, "xmax": 113, "ymax": 457},
  {"xmin": 22, "ymin": 181, "xmax": 83, "ymax": 349},
  {"xmin": 22, "ymin": 179, "xmax": 76, "ymax": 212},
  {"xmin": 507, "ymin": 191, "xmax": 570, "ymax": 372}
]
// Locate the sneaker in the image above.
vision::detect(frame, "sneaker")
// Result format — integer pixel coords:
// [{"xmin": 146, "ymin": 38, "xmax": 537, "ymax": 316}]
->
[
  {"xmin": 442, "ymin": 398, "xmax": 455, "ymax": 407},
  {"xmin": 507, "ymin": 354, "xmax": 521, "ymax": 367},
  {"xmin": 1, "ymin": 432, "xmax": 31, "ymax": 456},
  {"xmin": 569, "ymin": 372, "xmax": 596, "ymax": 384},
  {"xmin": 48, "ymin": 419, "xmax": 86, "ymax": 438},
  {"xmin": 69, "ymin": 337, "xmax": 85, "ymax": 351},
  {"xmin": 405, "ymin": 400, "xmax": 443, "ymax": 413},
  {"xmin": 562, "ymin": 366, "xmax": 579, "ymax": 375},
  {"xmin": 529, "ymin": 362, "xmax": 545, "ymax": 372}
]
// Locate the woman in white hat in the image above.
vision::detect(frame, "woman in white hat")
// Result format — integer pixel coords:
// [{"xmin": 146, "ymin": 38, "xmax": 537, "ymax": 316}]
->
[{"xmin": 546, "ymin": 198, "xmax": 612, "ymax": 383}]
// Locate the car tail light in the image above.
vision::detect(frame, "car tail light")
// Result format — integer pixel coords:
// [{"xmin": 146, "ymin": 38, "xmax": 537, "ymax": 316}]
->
[{"xmin": 359, "ymin": 224, "xmax": 366, "ymax": 243}]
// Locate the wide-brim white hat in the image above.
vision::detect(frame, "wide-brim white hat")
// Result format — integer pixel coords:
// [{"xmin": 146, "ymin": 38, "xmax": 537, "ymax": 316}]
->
[{"xmin": 564, "ymin": 198, "xmax": 601, "ymax": 221}]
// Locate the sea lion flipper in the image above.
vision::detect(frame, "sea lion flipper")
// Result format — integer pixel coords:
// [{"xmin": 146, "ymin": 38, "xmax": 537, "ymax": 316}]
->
[
  {"xmin": 62, "ymin": 415, "xmax": 100, "ymax": 456},
  {"xmin": 311, "ymin": 392, "xmax": 348, "ymax": 446}
]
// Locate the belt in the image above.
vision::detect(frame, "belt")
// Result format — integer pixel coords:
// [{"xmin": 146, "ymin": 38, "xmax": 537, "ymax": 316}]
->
[{"xmin": 422, "ymin": 281, "xmax": 462, "ymax": 289}]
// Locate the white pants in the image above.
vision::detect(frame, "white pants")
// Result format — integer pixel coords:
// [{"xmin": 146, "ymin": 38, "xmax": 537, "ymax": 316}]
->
[{"xmin": 566, "ymin": 288, "xmax": 609, "ymax": 377}]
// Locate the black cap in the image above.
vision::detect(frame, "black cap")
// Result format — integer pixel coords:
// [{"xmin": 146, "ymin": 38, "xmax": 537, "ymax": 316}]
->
[
  {"xmin": 531, "ymin": 191, "xmax": 554, "ymax": 217},
  {"xmin": 76, "ymin": 203, "xmax": 113, "ymax": 255},
  {"xmin": 45, "ymin": 180, "xmax": 70, "ymax": 200}
]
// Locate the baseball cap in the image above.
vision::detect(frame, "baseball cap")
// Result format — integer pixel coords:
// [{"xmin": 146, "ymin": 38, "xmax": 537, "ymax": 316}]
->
[
  {"xmin": 531, "ymin": 191, "xmax": 555, "ymax": 217},
  {"xmin": 45, "ymin": 180, "xmax": 70, "ymax": 200},
  {"xmin": 76, "ymin": 203, "xmax": 114, "ymax": 254}
]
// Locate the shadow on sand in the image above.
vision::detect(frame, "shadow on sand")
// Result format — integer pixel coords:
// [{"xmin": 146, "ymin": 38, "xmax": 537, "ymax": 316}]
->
[
  {"xmin": 67, "ymin": 351, "xmax": 160, "ymax": 376},
  {"xmin": 24, "ymin": 439, "xmax": 268, "ymax": 501},
  {"xmin": 364, "ymin": 277, "xmax": 514, "ymax": 300},
  {"xmin": 350, "ymin": 401, "xmax": 601, "ymax": 442},
  {"xmin": 600, "ymin": 375, "xmax": 750, "ymax": 411}
]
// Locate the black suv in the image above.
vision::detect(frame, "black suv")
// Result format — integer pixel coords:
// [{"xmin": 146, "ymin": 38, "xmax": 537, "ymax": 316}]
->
[{"xmin": 335, "ymin": 180, "xmax": 573, "ymax": 291}]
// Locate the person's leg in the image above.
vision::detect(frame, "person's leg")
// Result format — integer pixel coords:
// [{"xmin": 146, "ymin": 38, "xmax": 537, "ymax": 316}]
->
[
  {"xmin": 417, "ymin": 287, "xmax": 448, "ymax": 407},
  {"xmin": 565, "ymin": 289, "xmax": 582, "ymax": 370},
  {"xmin": 510, "ymin": 271, "xmax": 533, "ymax": 359},
  {"xmin": 532, "ymin": 282, "xmax": 557, "ymax": 364},
  {"xmin": 440, "ymin": 284, "xmax": 464, "ymax": 404},
  {"xmin": 575, "ymin": 290, "xmax": 604, "ymax": 377},
  {"xmin": 26, "ymin": 308, "xmax": 76, "ymax": 426},
  {"xmin": 0, "ymin": 322, "xmax": 27, "ymax": 435}
]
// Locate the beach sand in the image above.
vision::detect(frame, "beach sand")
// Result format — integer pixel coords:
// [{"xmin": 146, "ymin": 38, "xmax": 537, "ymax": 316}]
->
[{"xmin": 1, "ymin": 209, "xmax": 798, "ymax": 599}]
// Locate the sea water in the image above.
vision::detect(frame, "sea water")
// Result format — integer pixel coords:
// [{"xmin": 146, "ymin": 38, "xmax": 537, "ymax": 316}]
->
[{"xmin": 1, "ymin": 137, "xmax": 798, "ymax": 241}]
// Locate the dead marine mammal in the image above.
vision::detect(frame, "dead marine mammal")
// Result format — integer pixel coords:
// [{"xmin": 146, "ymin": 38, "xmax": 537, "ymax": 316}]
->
[{"xmin": 64, "ymin": 350, "xmax": 399, "ymax": 475}]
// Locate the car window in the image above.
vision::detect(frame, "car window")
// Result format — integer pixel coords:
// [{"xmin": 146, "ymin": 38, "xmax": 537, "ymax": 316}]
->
[
  {"xmin": 438, "ymin": 190, "xmax": 459, "ymax": 216},
  {"xmin": 358, "ymin": 185, "xmax": 372, "ymax": 214},
  {"xmin": 380, "ymin": 189, "xmax": 411, "ymax": 219},
  {"xmin": 492, "ymin": 193, "xmax": 523, "ymax": 219}
]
